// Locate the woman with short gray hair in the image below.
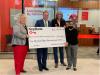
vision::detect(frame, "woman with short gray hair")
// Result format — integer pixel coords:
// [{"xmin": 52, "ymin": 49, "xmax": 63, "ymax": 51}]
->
[{"xmin": 12, "ymin": 14, "xmax": 28, "ymax": 75}]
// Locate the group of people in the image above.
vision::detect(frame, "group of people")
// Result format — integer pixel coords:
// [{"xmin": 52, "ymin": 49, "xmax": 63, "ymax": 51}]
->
[{"xmin": 11, "ymin": 10, "xmax": 78, "ymax": 75}]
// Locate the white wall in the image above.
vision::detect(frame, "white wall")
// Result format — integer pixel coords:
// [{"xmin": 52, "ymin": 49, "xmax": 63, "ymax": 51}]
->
[{"xmin": 78, "ymin": 9, "xmax": 100, "ymax": 32}]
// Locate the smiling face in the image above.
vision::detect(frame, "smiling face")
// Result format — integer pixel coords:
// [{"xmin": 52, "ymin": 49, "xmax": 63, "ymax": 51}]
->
[
  {"xmin": 43, "ymin": 11, "xmax": 49, "ymax": 21},
  {"xmin": 19, "ymin": 14, "xmax": 26, "ymax": 25},
  {"xmin": 56, "ymin": 12, "xmax": 63, "ymax": 20},
  {"xmin": 68, "ymin": 21, "xmax": 74, "ymax": 29}
]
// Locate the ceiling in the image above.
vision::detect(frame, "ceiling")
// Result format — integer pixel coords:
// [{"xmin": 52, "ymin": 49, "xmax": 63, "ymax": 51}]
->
[{"xmin": 57, "ymin": 0, "xmax": 100, "ymax": 9}]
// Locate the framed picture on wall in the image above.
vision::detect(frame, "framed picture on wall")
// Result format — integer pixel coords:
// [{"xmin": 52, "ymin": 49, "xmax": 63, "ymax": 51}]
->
[{"xmin": 82, "ymin": 11, "xmax": 88, "ymax": 20}]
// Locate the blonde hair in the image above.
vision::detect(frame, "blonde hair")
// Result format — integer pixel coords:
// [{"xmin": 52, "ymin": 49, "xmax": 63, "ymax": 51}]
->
[
  {"xmin": 55, "ymin": 11, "xmax": 63, "ymax": 18},
  {"xmin": 15, "ymin": 14, "xmax": 26, "ymax": 24}
]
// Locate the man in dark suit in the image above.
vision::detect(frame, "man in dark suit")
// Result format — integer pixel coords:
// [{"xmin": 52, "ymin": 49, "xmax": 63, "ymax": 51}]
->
[
  {"xmin": 51, "ymin": 11, "xmax": 66, "ymax": 68},
  {"xmin": 35, "ymin": 10, "xmax": 51, "ymax": 71}
]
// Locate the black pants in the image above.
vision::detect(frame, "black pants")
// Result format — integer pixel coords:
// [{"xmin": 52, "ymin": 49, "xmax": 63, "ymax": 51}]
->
[
  {"xmin": 97, "ymin": 48, "xmax": 99, "ymax": 54},
  {"xmin": 37, "ymin": 48, "xmax": 48, "ymax": 70},
  {"xmin": 53, "ymin": 47, "xmax": 64, "ymax": 64}
]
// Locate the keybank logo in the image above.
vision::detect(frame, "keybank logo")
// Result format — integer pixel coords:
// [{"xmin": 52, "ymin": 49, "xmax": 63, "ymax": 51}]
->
[{"xmin": 29, "ymin": 27, "xmax": 43, "ymax": 31}]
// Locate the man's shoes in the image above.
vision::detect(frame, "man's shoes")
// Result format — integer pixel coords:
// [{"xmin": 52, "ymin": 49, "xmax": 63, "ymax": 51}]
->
[
  {"xmin": 66, "ymin": 67, "xmax": 71, "ymax": 70},
  {"xmin": 39, "ymin": 68, "xmax": 43, "ymax": 72},
  {"xmin": 20, "ymin": 70, "xmax": 27, "ymax": 73},
  {"xmin": 43, "ymin": 67, "xmax": 49, "ymax": 71},
  {"xmin": 61, "ymin": 63, "xmax": 67, "ymax": 66},
  {"xmin": 55, "ymin": 64, "xmax": 58, "ymax": 68},
  {"xmin": 73, "ymin": 68, "xmax": 77, "ymax": 71}
]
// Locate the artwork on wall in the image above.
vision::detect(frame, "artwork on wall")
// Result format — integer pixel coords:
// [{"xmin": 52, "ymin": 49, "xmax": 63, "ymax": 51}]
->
[{"xmin": 82, "ymin": 11, "xmax": 88, "ymax": 20}]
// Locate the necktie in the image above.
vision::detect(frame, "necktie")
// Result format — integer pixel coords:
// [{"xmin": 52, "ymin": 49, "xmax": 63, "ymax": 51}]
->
[{"xmin": 45, "ymin": 20, "xmax": 48, "ymax": 27}]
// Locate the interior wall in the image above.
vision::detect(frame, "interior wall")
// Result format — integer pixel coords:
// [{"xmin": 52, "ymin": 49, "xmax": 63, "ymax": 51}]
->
[
  {"xmin": 0, "ymin": 0, "xmax": 34, "ymax": 51},
  {"xmin": 0, "ymin": 16, "xmax": 1, "ymax": 52},
  {"xmin": 78, "ymin": 9, "xmax": 100, "ymax": 32},
  {"xmin": 0, "ymin": 0, "xmax": 11, "ymax": 51},
  {"xmin": 0, "ymin": 0, "xmax": 18, "ymax": 51}
]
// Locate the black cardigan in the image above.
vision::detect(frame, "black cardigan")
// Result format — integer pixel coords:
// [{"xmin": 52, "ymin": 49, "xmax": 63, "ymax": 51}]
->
[{"xmin": 51, "ymin": 19, "xmax": 66, "ymax": 27}]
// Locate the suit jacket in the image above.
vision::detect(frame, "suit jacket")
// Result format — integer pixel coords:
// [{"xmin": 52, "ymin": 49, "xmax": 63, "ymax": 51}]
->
[
  {"xmin": 35, "ymin": 19, "xmax": 51, "ymax": 27},
  {"xmin": 51, "ymin": 18, "xmax": 66, "ymax": 27},
  {"xmin": 12, "ymin": 23, "xmax": 27, "ymax": 45},
  {"xmin": 35, "ymin": 19, "xmax": 51, "ymax": 50}
]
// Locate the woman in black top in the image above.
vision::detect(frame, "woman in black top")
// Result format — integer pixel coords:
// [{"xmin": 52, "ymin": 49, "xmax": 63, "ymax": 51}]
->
[{"xmin": 51, "ymin": 12, "xmax": 66, "ymax": 68}]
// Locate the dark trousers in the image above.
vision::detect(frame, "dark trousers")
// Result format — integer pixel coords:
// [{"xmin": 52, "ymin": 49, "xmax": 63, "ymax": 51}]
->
[
  {"xmin": 66, "ymin": 45, "xmax": 78, "ymax": 68},
  {"xmin": 97, "ymin": 48, "xmax": 99, "ymax": 54},
  {"xmin": 53, "ymin": 47, "xmax": 64, "ymax": 64},
  {"xmin": 37, "ymin": 48, "xmax": 48, "ymax": 70},
  {"xmin": 13, "ymin": 45, "xmax": 28, "ymax": 75}
]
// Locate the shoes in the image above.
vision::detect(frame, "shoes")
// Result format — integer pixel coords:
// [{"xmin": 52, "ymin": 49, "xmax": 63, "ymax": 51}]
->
[
  {"xmin": 97, "ymin": 53, "xmax": 99, "ymax": 55},
  {"xmin": 55, "ymin": 63, "xmax": 66, "ymax": 68},
  {"xmin": 43, "ymin": 67, "xmax": 49, "ymax": 71},
  {"xmin": 73, "ymin": 68, "xmax": 77, "ymax": 71},
  {"xmin": 66, "ymin": 67, "xmax": 71, "ymax": 70},
  {"xmin": 20, "ymin": 70, "xmax": 27, "ymax": 73},
  {"xmin": 39, "ymin": 68, "xmax": 43, "ymax": 72},
  {"xmin": 61, "ymin": 63, "xmax": 66, "ymax": 66},
  {"xmin": 55, "ymin": 64, "xmax": 58, "ymax": 68}
]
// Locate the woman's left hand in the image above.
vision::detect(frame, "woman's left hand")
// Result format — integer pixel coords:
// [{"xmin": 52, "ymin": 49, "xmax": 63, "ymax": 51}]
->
[{"xmin": 64, "ymin": 42, "xmax": 68, "ymax": 47}]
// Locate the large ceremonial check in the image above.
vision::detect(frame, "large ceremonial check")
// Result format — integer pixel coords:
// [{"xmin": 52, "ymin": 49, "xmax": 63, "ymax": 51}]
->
[{"xmin": 28, "ymin": 27, "xmax": 66, "ymax": 49}]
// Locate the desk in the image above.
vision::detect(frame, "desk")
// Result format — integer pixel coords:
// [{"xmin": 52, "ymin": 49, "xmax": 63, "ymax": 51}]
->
[{"xmin": 78, "ymin": 34, "xmax": 99, "ymax": 46}]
